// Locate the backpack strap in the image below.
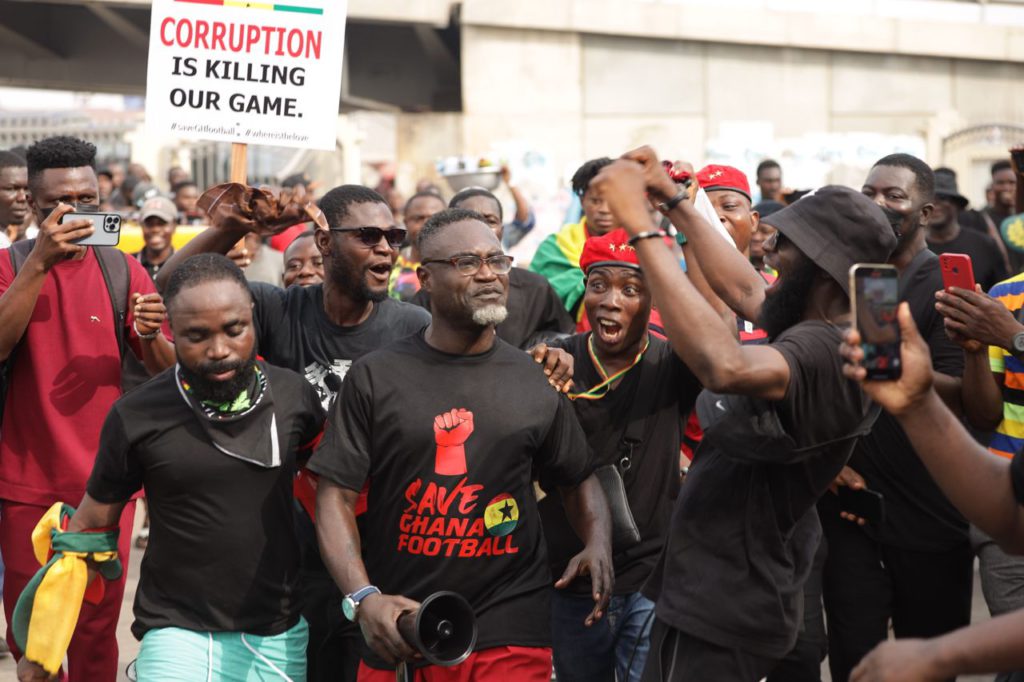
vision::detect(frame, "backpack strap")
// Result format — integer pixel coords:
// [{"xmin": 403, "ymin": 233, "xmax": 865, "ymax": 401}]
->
[
  {"xmin": 9, "ymin": 239, "xmax": 34, "ymax": 274},
  {"xmin": 93, "ymin": 247, "xmax": 130, "ymax": 359}
]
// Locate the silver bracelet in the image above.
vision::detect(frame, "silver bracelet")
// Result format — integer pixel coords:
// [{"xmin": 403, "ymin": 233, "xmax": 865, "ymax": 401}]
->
[{"xmin": 133, "ymin": 319, "xmax": 159, "ymax": 340}]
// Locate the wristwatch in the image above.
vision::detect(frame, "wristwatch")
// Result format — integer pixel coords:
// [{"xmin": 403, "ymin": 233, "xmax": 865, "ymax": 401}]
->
[
  {"xmin": 342, "ymin": 585, "xmax": 381, "ymax": 622},
  {"xmin": 1011, "ymin": 331, "xmax": 1024, "ymax": 355}
]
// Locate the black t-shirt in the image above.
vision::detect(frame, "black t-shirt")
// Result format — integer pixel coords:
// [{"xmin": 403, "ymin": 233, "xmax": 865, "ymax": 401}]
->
[
  {"xmin": 86, "ymin": 363, "xmax": 325, "ymax": 639},
  {"xmin": 542, "ymin": 334, "xmax": 700, "ymax": 594},
  {"xmin": 927, "ymin": 229, "xmax": 1009, "ymax": 291},
  {"xmin": 307, "ymin": 332, "xmax": 593, "ymax": 668},
  {"xmin": 837, "ymin": 250, "xmax": 968, "ymax": 551},
  {"xmin": 411, "ymin": 268, "xmax": 574, "ymax": 349},
  {"xmin": 250, "ymin": 282, "xmax": 430, "ymax": 408},
  {"xmin": 645, "ymin": 321, "xmax": 871, "ymax": 659}
]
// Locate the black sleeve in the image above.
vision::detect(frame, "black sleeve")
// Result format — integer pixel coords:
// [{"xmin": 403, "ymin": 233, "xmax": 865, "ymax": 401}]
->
[
  {"xmin": 1012, "ymin": 448, "xmax": 1024, "ymax": 507},
  {"xmin": 249, "ymin": 281, "xmax": 288, "ymax": 351},
  {"xmin": 535, "ymin": 395, "xmax": 594, "ymax": 488},
  {"xmin": 86, "ymin": 408, "xmax": 144, "ymax": 503},
  {"xmin": 297, "ymin": 379, "xmax": 327, "ymax": 456},
  {"xmin": 306, "ymin": 361, "xmax": 374, "ymax": 491},
  {"xmin": 538, "ymin": 279, "xmax": 576, "ymax": 335},
  {"xmin": 914, "ymin": 270, "xmax": 965, "ymax": 378},
  {"xmin": 410, "ymin": 289, "xmax": 431, "ymax": 312},
  {"xmin": 772, "ymin": 324, "xmax": 864, "ymax": 449}
]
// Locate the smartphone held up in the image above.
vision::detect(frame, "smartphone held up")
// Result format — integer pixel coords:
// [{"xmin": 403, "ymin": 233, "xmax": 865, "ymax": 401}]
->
[
  {"xmin": 939, "ymin": 253, "xmax": 976, "ymax": 292},
  {"xmin": 59, "ymin": 211, "xmax": 122, "ymax": 248},
  {"xmin": 849, "ymin": 264, "xmax": 901, "ymax": 381}
]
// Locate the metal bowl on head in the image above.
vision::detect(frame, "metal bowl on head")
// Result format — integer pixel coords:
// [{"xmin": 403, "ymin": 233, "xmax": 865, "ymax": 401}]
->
[{"xmin": 443, "ymin": 168, "xmax": 502, "ymax": 192}]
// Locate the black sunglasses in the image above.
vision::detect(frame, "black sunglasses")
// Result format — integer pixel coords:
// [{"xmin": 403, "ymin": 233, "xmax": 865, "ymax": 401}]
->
[{"xmin": 328, "ymin": 226, "xmax": 406, "ymax": 249}]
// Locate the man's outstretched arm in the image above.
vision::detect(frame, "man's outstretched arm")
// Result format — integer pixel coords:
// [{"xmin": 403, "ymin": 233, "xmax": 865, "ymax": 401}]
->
[{"xmin": 841, "ymin": 303, "xmax": 1024, "ymax": 555}]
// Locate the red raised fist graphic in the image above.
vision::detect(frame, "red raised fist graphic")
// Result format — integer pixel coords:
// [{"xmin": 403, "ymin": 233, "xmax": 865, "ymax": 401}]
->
[{"xmin": 433, "ymin": 408, "xmax": 474, "ymax": 475}]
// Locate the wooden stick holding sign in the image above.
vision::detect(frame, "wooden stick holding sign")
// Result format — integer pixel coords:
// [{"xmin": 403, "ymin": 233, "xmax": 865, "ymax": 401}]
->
[{"xmin": 230, "ymin": 143, "xmax": 249, "ymax": 263}]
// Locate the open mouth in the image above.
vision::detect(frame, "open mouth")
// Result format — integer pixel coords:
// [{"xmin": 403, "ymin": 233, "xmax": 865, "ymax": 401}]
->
[
  {"xmin": 368, "ymin": 262, "xmax": 392, "ymax": 283},
  {"xmin": 595, "ymin": 318, "xmax": 624, "ymax": 344}
]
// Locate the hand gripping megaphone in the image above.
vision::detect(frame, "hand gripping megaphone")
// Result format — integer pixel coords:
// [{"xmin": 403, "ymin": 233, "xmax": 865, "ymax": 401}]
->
[{"xmin": 395, "ymin": 591, "xmax": 477, "ymax": 681}]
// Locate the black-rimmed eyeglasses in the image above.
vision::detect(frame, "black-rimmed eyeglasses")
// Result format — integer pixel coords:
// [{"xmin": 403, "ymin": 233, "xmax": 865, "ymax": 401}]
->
[
  {"xmin": 328, "ymin": 226, "xmax": 406, "ymax": 249},
  {"xmin": 421, "ymin": 254, "xmax": 514, "ymax": 276}
]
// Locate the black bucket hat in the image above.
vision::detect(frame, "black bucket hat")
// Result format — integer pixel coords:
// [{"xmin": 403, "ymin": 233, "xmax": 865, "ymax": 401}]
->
[
  {"xmin": 760, "ymin": 186, "xmax": 897, "ymax": 294},
  {"xmin": 933, "ymin": 168, "xmax": 969, "ymax": 209}
]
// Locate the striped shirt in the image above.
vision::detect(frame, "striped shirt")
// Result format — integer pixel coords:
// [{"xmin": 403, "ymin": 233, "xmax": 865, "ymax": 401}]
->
[{"xmin": 988, "ymin": 272, "xmax": 1024, "ymax": 459}]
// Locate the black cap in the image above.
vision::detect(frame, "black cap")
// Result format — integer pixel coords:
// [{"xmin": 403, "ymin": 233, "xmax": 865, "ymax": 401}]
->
[
  {"xmin": 933, "ymin": 168, "xmax": 969, "ymax": 209},
  {"xmin": 760, "ymin": 186, "xmax": 897, "ymax": 294}
]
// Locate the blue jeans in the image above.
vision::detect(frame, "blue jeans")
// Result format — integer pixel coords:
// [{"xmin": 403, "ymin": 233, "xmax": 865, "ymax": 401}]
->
[{"xmin": 550, "ymin": 589, "xmax": 655, "ymax": 682}]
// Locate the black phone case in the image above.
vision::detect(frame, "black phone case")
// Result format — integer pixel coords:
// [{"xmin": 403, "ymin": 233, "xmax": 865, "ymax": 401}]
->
[{"xmin": 837, "ymin": 486, "xmax": 886, "ymax": 526}]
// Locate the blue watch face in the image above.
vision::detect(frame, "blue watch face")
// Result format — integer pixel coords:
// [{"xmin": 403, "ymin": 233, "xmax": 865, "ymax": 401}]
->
[{"xmin": 342, "ymin": 597, "xmax": 357, "ymax": 621}]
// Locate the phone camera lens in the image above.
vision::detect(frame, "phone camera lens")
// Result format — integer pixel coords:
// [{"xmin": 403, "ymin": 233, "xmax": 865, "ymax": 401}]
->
[{"xmin": 104, "ymin": 216, "xmax": 118, "ymax": 233}]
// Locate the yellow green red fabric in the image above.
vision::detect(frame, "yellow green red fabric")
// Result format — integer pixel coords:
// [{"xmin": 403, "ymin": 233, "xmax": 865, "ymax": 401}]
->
[{"xmin": 11, "ymin": 502, "xmax": 121, "ymax": 676}]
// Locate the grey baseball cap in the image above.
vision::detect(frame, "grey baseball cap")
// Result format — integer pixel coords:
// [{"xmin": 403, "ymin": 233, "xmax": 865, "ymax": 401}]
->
[
  {"xmin": 760, "ymin": 186, "xmax": 897, "ymax": 294},
  {"xmin": 140, "ymin": 196, "xmax": 178, "ymax": 224}
]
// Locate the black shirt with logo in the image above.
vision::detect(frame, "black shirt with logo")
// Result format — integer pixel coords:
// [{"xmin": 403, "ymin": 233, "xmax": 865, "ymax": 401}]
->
[
  {"xmin": 411, "ymin": 268, "xmax": 574, "ymax": 349},
  {"xmin": 835, "ymin": 250, "xmax": 968, "ymax": 551},
  {"xmin": 307, "ymin": 332, "xmax": 593, "ymax": 668},
  {"xmin": 249, "ymin": 282, "xmax": 430, "ymax": 408},
  {"xmin": 644, "ymin": 321, "xmax": 871, "ymax": 659},
  {"xmin": 543, "ymin": 333, "xmax": 700, "ymax": 594},
  {"xmin": 86, "ymin": 363, "xmax": 325, "ymax": 639}
]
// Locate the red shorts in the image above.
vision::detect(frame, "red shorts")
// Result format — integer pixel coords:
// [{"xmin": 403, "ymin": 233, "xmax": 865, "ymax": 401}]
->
[{"xmin": 357, "ymin": 646, "xmax": 552, "ymax": 682}]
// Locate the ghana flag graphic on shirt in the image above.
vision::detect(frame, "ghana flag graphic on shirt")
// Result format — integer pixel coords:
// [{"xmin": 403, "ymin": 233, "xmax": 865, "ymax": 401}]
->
[{"xmin": 484, "ymin": 493, "xmax": 519, "ymax": 537}]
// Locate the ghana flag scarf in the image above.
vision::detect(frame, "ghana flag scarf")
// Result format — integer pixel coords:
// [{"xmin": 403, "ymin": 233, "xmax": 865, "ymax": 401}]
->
[{"xmin": 529, "ymin": 218, "xmax": 591, "ymax": 325}]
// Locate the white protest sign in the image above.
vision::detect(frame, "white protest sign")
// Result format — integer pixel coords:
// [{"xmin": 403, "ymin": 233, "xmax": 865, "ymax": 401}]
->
[{"xmin": 145, "ymin": 0, "xmax": 346, "ymax": 151}]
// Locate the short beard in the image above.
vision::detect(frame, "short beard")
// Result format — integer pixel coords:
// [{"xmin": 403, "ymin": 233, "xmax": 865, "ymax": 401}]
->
[
  {"xmin": 179, "ymin": 352, "xmax": 257, "ymax": 404},
  {"xmin": 758, "ymin": 257, "xmax": 819, "ymax": 340},
  {"xmin": 327, "ymin": 252, "xmax": 388, "ymax": 304},
  {"xmin": 471, "ymin": 304, "xmax": 508, "ymax": 327}
]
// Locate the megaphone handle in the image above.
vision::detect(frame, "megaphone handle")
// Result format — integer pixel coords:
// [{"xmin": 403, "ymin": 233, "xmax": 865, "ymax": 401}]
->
[{"xmin": 396, "ymin": 661, "xmax": 411, "ymax": 682}]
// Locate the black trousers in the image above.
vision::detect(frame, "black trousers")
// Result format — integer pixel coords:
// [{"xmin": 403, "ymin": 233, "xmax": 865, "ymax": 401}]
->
[
  {"xmin": 766, "ymin": 536, "xmax": 828, "ymax": 682},
  {"xmin": 640, "ymin": 619, "xmax": 777, "ymax": 682},
  {"xmin": 820, "ymin": 511, "xmax": 973, "ymax": 682}
]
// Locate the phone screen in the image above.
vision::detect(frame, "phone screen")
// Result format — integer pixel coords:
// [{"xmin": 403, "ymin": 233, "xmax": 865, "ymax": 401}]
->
[{"xmin": 853, "ymin": 266, "xmax": 901, "ymax": 380}]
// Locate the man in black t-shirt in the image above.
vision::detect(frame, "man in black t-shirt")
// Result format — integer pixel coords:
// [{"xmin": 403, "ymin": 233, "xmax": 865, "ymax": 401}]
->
[
  {"xmin": 411, "ymin": 187, "xmax": 575, "ymax": 349},
  {"xmin": 540, "ymin": 227, "xmax": 700, "ymax": 682},
  {"xmin": 926, "ymin": 169, "xmax": 1009, "ymax": 291},
  {"xmin": 591, "ymin": 149, "xmax": 894, "ymax": 682},
  {"xmin": 155, "ymin": 184, "xmax": 430, "ymax": 682},
  {"xmin": 17, "ymin": 254, "xmax": 325, "ymax": 682},
  {"xmin": 309, "ymin": 208, "xmax": 613, "ymax": 682},
  {"xmin": 820, "ymin": 155, "xmax": 985, "ymax": 682}
]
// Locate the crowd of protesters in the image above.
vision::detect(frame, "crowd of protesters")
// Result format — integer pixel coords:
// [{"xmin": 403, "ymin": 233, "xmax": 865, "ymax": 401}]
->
[{"xmin": 2, "ymin": 133, "xmax": 1024, "ymax": 682}]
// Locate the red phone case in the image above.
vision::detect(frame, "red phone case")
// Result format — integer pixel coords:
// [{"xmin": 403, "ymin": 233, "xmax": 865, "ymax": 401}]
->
[{"xmin": 939, "ymin": 253, "xmax": 976, "ymax": 291}]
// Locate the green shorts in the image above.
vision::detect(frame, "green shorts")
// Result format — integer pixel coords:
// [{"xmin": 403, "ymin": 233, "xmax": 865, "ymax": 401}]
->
[{"xmin": 135, "ymin": 617, "xmax": 308, "ymax": 681}]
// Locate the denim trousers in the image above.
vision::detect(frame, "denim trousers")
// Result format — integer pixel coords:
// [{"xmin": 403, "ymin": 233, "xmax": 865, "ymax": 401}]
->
[{"xmin": 550, "ymin": 589, "xmax": 655, "ymax": 682}]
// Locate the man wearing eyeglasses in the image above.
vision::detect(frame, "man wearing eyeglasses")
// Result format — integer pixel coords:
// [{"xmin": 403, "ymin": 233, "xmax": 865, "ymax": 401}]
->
[{"xmin": 309, "ymin": 207, "xmax": 613, "ymax": 682}]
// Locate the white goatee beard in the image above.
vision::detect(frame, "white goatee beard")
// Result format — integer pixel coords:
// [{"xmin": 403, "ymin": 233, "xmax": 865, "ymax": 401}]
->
[{"xmin": 472, "ymin": 304, "xmax": 508, "ymax": 327}]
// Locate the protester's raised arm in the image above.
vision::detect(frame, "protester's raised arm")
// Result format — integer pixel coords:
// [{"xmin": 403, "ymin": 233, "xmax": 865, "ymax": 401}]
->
[
  {"xmin": 154, "ymin": 220, "xmax": 249, "ymax": 290},
  {"xmin": 620, "ymin": 146, "xmax": 767, "ymax": 323},
  {"xmin": 841, "ymin": 303, "xmax": 1024, "ymax": 554},
  {"xmin": 0, "ymin": 204, "xmax": 94, "ymax": 360},
  {"xmin": 592, "ymin": 159, "xmax": 791, "ymax": 400}
]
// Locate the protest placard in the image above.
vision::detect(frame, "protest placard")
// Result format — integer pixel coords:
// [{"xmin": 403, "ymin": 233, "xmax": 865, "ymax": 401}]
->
[{"xmin": 145, "ymin": 0, "xmax": 346, "ymax": 151}]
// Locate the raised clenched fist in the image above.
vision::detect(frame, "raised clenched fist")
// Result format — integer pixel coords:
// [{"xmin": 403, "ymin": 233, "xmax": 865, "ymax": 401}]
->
[{"xmin": 433, "ymin": 408, "xmax": 474, "ymax": 475}]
